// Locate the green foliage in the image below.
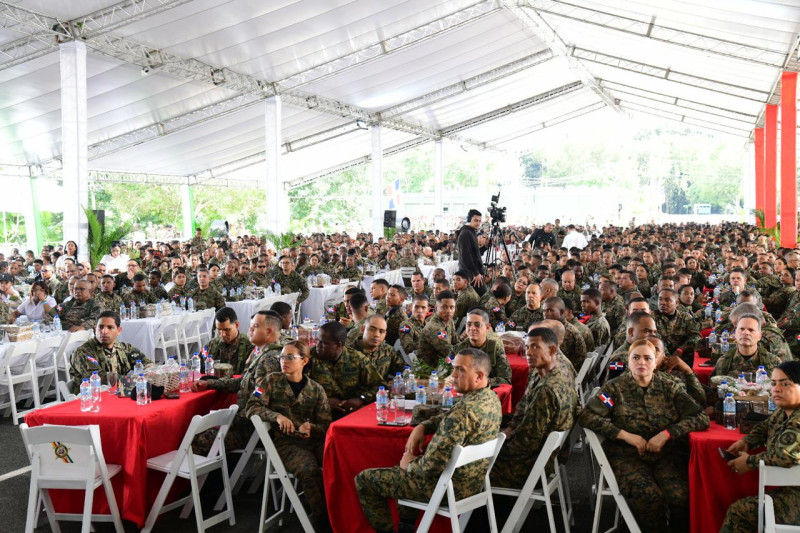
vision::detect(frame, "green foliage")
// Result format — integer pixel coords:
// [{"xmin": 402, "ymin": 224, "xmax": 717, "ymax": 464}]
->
[
  {"xmin": 192, "ymin": 187, "xmax": 266, "ymax": 236},
  {"xmin": 264, "ymin": 230, "xmax": 298, "ymax": 251},
  {"xmin": 383, "ymin": 227, "xmax": 397, "ymax": 239},
  {"xmin": 39, "ymin": 212, "xmax": 63, "ymax": 245},
  {"xmin": 0, "ymin": 211, "xmax": 25, "ymax": 245},
  {"xmin": 83, "ymin": 206, "xmax": 133, "ymax": 268},
  {"xmin": 91, "ymin": 182, "xmax": 182, "ymax": 230}
]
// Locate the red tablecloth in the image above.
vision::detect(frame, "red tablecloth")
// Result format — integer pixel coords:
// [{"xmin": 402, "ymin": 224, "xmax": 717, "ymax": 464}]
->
[
  {"xmin": 508, "ymin": 354, "xmax": 530, "ymax": 408},
  {"xmin": 689, "ymin": 422, "xmax": 758, "ymax": 533},
  {"xmin": 24, "ymin": 389, "xmax": 237, "ymax": 527},
  {"xmin": 693, "ymin": 356, "xmax": 714, "ymax": 385},
  {"xmin": 324, "ymin": 386, "xmax": 512, "ymax": 533}
]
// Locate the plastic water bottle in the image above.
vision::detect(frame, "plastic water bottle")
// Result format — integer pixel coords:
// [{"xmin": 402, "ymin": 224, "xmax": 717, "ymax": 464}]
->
[
  {"xmin": 187, "ymin": 297, "xmax": 194, "ymax": 312},
  {"xmin": 155, "ymin": 302, "xmax": 162, "ymax": 319},
  {"xmin": 416, "ymin": 385, "xmax": 427, "ymax": 405},
  {"xmin": 756, "ymin": 366, "xmax": 768, "ymax": 386},
  {"xmin": 90, "ymin": 371, "xmax": 102, "ymax": 410},
  {"xmin": 405, "ymin": 371, "xmax": 416, "ymax": 396},
  {"xmin": 53, "ymin": 314, "xmax": 61, "ymax": 331},
  {"xmin": 291, "ymin": 324, "xmax": 299, "ymax": 341},
  {"xmin": 723, "ymin": 393, "xmax": 737, "ymax": 430},
  {"xmin": 718, "ymin": 380, "xmax": 729, "ymax": 399},
  {"xmin": 170, "ymin": 300, "xmax": 177, "ymax": 313},
  {"xmin": 714, "ymin": 286, "xmax": 721, "ymax": 299},
  {"xmin": 496, "ymin": 321, "xmax": 505, "ymax": 333},
  {"xmin": 190, "ymin": 353, "xmax": 201, "ymax": 382},
  {"xmin": 311, "ymin": 324, "xmax": 319, "ymax": 346},
  {"xmin": 136, "ymin": 374, "xmax": 148, "ymax": 405},
  {"xmin": 737, "ymin": 373, "xmax": 748, "ymax": 387},
  {"xmin": 376, "ymin": 387, "xmax": 388, "ymax": 422},
  {"xmin": 274, "ymin": 282, "xmax": 281, "ymax": 294},
  {"xmin": 708, "ymin": 330, "xmax": 717, "ymax": 348},
  {"xmin": 442, "ymin": 387, "xmax": 454, "ymax": 411},
  {"xmin": 705, "ymin": 305, "xmax": 712, "ymax": 319},
  {"xmin": 120, "ymin": 304, "xmax": 127, "ymax": 321},
  {"xmin": 133, "ymin": 359, "xmax": 144, "ymax": 376},
  {"xmin": 179, "ymin": 363, "xmax": 189, "ymax": 393},
  {"xmin": 769, "ymin": 393, "xmax": 776, "ymax": 412},
  {"xmin": 206, "ymin": 357, "xmax": 215, "ymax": 377},
  {"xmin": 720, "ymin": 331, "xmax": 730, "ymax": 352},
  {"xmin": 79, "ymin": 379, "xmax": 92, "ymax": 412},
  {"xmin": 303, "ymin": 314, "xmax": 311, "ymax": 325},
  {"xmin": 392, "ymin": 372, "xmax": 404, "ymax": 395},
  {"xmin": 402, "ymin": 366, "xmax": 411, "ymax": 382},
  {"xmin": 130, "ymin": 302, "xmax": 137, "ymax": 320},
  {"xmin": 715, "ymin": 309, "xmax": 723, "ymax": 322},
  {"xmin": 32, "ymin": 321, "xmax": 40, "ymax": 340},
  {"xmin": 429, "ymin": 371, "xmax": 439, "ymax": 396}
]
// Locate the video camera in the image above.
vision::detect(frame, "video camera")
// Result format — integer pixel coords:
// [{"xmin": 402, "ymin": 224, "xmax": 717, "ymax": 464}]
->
[{"xmin": 487, "ymin": 191, "xmax": 506, "ymax": 225}]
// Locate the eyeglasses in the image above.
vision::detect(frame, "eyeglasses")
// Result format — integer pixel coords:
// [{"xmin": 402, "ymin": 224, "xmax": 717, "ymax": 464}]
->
[{"xmin": 278, "ymin": 355, "xmax": 305, "ymax": 361}]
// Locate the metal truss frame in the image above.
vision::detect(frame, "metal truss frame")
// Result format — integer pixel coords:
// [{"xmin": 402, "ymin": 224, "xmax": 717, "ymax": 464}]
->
[
  {"xmin": 523, "ymin": 0, "xmax": 786, "ymax": 68},
  {"xmin": 621, "ymin": 101, "xmax": 751, "ymax": 138},
  {"xmin": 487, "ymin": 101, "xmax": 606, "ymax": 146}
]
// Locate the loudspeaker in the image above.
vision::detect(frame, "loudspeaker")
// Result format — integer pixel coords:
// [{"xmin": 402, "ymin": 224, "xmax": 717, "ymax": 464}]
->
[
  {"xmin": 209, "ymin": 219, "xmax": 229, "ymax": 237},
  {"xmin": 383, "ymin": 210, "xmax": 396, "ymax": 228}
]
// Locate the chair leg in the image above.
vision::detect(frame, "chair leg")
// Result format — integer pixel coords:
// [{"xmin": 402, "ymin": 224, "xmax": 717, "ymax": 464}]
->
[
  {"xmin": 8, "ymin": 381, "xmax": 20, "ymax": 425},
  {"xmin": 189, "ymin": 470, "xmax": 205, "ymax": 533},
  {"xmin": 556, "ymin": 470, "xmax": 571, "ymax": 533},
  {"xmin": 30, "ymin": 364, "xmax": 41, "ymax": 409},
  {"xmin": 215, "ymin": 432, "xmax": 258, "ymax": 510},
  {"xmin": 102, "ymin": 475, "xmax": 124, "ymax": 533},
  {"xmin": 141, "ymin": 472, "xmax": 177, "ymax": 533},
  {"xmin": 40, "ymin": 489, "xmax": 61, "ymax": 533},
  {"xmin": 181, "ymin": 472, "xmax": 209, "ymax": 518},
  {"xmin": 592, "ymin": 475, "xmax": 605, "ymax": 533},
  {"xmin": 258, "ymin": 465, "xmax": 270, "ymax": 533},
  {"xmin": 25, "ymin": 477, "xmax": 39, "ymax": 533},
  {"xmin": 80, "ymin": 479, "xmax": 94, "ymax": 533},
  {"xmin": 220, "ymin": 450, "xmax": 236, "ymax": 526},
  {"xmin": 542, "ymin": 475, "xmax": 557, "ymax": 533}
]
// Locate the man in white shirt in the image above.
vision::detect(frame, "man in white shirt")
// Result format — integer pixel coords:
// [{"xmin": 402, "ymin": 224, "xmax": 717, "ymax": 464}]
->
[{"xmin": 561, "ymin": 224, "xmax": 589, "ymax": 250}]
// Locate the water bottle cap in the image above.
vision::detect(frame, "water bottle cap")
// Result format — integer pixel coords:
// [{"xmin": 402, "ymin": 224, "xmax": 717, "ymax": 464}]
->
[
  {"xmin": 758, "ymin": 365, "xmax": 765, "ymax": 370},
  {"xmin": 726, "ymin": 393, "xmax": 734, "ymax": 397},
  {"xmin": 431, "ymin": 371, "xmax": 437, "ymax": 375},
  {"xmin": 138, "ymin": 373, "xmax": 144, "ymax": 377},
  {"xmin": 405, "ymin": 366, "xmax": 410, "ymax": 369},
  {"xmin": 180, "ymin": 363, "xmax": 186, "ymax": 367},
  {"xmin": 445, "ymin": 387, "xmax": 451, "ymax": 391},
  {"xmin": 82, "ymin": 378, "xmax": 89, "ymax": 382},
  {"xmin": 396, "ymin": 372, "xmax": 401, "ymax": 376},
  {"xmin": 92, "ymin": 371, "xmax": 98, "ymax": 375},
  {"xmin": 418, "ymin": 385, "xmax": 424, "ymax": 389},
  {"xmin": 378, "ymin": 386, "xmax": 385, "ymax": 390}
]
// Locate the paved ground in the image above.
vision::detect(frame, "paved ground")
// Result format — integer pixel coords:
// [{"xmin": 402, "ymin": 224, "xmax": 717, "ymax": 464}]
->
[{"xmin": 1, "ymin": 411, "xmax": 620, "ymax": 532}]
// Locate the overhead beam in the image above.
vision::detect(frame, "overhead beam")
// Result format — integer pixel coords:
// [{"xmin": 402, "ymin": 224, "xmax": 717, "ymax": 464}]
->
[
  {"xmin": 615, "ymin": 95, "xmax": 753, "ymax": 130},
  {"xmin": 572, "ymin": 47, "xmax": 770, "ymax": 102},
  {"xmin": 504, "ymin": 2, "xmax": 622, "ymax": 113},
  {"xmin": 751, "ymin": 35, "xmax": 800, "ymax": 138},
  {"xmin": 380, "ymin": 49, "xmax": 553, "ymax": 119},
  {"xmin": 620, "ymin": 101, "xmax": 751, "ymax": 137},
  {"xmin": 276, "ymin": 0, "xmax": 502, "ymax": 91},
  {"xmin": 523, "ymin": 0, "xmax": 786, "ymax": 67},
  {"xmin": 488, "ymin": 101, "xmax": 606, "ymax": 146}
]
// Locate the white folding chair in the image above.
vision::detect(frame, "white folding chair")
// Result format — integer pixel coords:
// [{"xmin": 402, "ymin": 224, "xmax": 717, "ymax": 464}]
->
[
  {"xmin": 758, "ymin": 460, "xmax": 800, "ymax": 533},
  {"xmin": 456, "ymin": 317, "xmax": 467, "ymax": 335},
  {"xmin": 180, "ymin": 313, "xmax": 205, "ymax": 360},
  {"xmin": 142, "ymin": 405, "xmax": 238, "ymax": 533},
  {"xmin": 198, "ymin": 308, "xmax": 216, "ymax": 346},
  {"xmin": 57, "ymin": 381, "xmax": 77, "ymax": 402},
  {"xmin": 153, "ymin": 314, "xmax": 186, "ymax": 364},
  {"xmin": 398, "ymin": 433, "xmax": 506, "ymax": 533},
  {"xmin": 492, "ymin": 431, "xmax": 570, "ymax": 533},
  {"xmin": 393, "ymin": 339, "xmax": 416, "ymax": 367},
  {"xmin": 0, "ymin": 340, "xmax": 40, "ymax": 423},
  {"xmin": 32, "ymin": 335, "xmax": 67, "ymax": 405},
  {"xmin": 583, "ymin": 427, "xmax": 641, "ymax": 533},
  {"xmin": 764, "ymin": 494, "xmax": 800, "ymax": 533},
  {"xmin": 20, "ymin": 423, "xmax": 124, "ymax": 533},
  {"xmin": 576, "ymin": 353, "xmax": 597, "ymax": 407},
  {"xmin": 56, "ymin": 330, "xmax": 94, "ymax": 386},
  {"xmin": 213, "ymin": 430, "xmax": 263, "ymax": 511},
  {"xmin": 250, "ymin": 415, "xmax": 315, "ymax": 533}
]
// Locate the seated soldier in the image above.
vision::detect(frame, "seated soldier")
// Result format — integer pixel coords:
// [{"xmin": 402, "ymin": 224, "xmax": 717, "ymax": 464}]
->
[
  {"xmin": 599, "ymin": 280, "xmax": 626, "ymax": 334},
  {"xmin": 95, "ymin": 274, "xmax": 124, "ymax": 312},
  {"xmin": 370, "ymin": 278, "xmax": 390, "ymax": 315},
  {"xmin": 654, "ymin": 288, "xmax": 700, "ymax": 366},
  {"xmin": 69, "ymin": 311, "xmax": 152, "ymax": 393},
  {"xmin": 398, "ymin": 294, "xmax": 428, "ymax": 356},
  {"xmin": 612, "ymin": 296, "xmax": 652, "ymax": 348},
  {"xmin": 491, "ymin": 327, "xmax": 579, "ymax": 489},
  {"xmin": 714, "ymin": 312, "xmax": 783, "ymax": 378},
  {"xmin": 310, "ymin": 321, "xmax": 382, "ymax": 420},
  {"xmin": 345, "ymin": 292, "xmax": 372, "ymax": 346},
  {"xmin": 451, "ymin": 307, "xmax": 512, "ymax": 387},
  {"xmin": 207, "ymin": 307, "xmax": 254, "ymax": 374},
  {"xmin": 650, "ymin": 336, "xmax": 707, "ymax": 408},
  {"xmin": 47, "ymin": 279, "xmax": 101, "ymax": 332},
  {"xmin": 509, "ymin": 283, "xmax": 544, "ymax": 332},
  {"xmin": 384, "ymin": 284, "xmax": 407, "ymax": 347},
  {"xmin": 484, "ymin": 282, "xmax": 512, "ymax": 329},
  {"xmin": 452, "ymin": 270, "xmax": 480, "ymax": 325},
  {"xmin": 167, "ymin": 267, "xmax": 191, "ymax": 300},
  {"xmin": 191, "ymin": 267, "xmax": 226, "ymax": 311},
  {"xmin": 325, "ymin": 286, "xmax": 363, "ymax": 328},
  {"xmin": 347, "ymin": 315, "xmax": 405, "ymax": 380},
  {"xmin": 580, "ymin": 288, "xmax": 612, "ymax": 348},
  {"xmin": 416, "ymin": 290, "xmax": 457, "ymax": 367},
  {"xmin": 122, "ymin": 273, "xmax": 158, "ymax": 306},
  {"xmin": 432, "ymin": 278, "xmax": 450, "ymax": 300},
  {"xmin": 270, "ymin": 300, "xmax": 294, "ymax": 343},
  {"xmin": 542, "ymin": 296, "xmax": 587, "ymax": 371},
  {"xmin": 564, "ymin": 297, "xmax": 595, "ymax": 352},
  {"xmin": 148, "ymin": 269, "xmax": 169, "ymax": 300}
]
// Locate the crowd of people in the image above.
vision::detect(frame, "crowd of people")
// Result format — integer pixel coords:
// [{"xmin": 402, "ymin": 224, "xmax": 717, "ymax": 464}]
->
[{"xmin": 4, "ymin": 216, "xmax": 800, "ymax": 532}]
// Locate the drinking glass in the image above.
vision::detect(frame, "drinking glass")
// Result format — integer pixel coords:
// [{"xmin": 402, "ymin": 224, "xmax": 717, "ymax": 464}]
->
[
  {"xmin": 106, "ymin": 372, "xmax": 118, "ymax": 395},
  {"xmin": 392, "ymin": 395, "xmax": 404, "ymax": 423}
]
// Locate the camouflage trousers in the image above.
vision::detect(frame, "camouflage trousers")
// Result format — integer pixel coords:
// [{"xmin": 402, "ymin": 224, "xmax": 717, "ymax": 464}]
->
[
  {"xmin": 720, "ymin": 487, "xmax": 800, "ymax": 533},
  {"xmin": 274, "ymin": 439, "xmax": 326, "ymax": 519},
  {"xmin": 608, "ymin": 451, "xmax": 689, "ymax": 533},
  {"xmin": 355, "ymin": 466, "xmax": 434, "ymax": 531}
]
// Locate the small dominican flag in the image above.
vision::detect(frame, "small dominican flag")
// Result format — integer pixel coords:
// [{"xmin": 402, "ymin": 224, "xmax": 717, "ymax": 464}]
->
[
  {"xmin": 609, "ymin": 362, "xmax": 625, "ymax": 371},
  {"xmin": 327, "ymin": 306, "xmax": 335, "ymax": 314},
  {"xmin": 507, "ymin": 321, "xmax": 516, "ymax": 329},
  {"xmin": 445, "ymin": 356, "xmax": 452, "ymax": 365},
  {"xmin": 399, "ymin": 325, "xmax": 410, "ymax": 333},
  {"xmin": 598, "ymin": 393, "xmax": 614, "ymax": 408},
  {"xmin": 492, "ymin": 306, "xmax": 501, "ymax": 313},
  {"xmin": 86, "ymin": 356, "xmax": 98, "ymax": 365},
  {"xmin": 200, "ymin": 346, "xmax": 209, "ymax": 359},
  {"xmin": 437, "ymin": 331, "xmax": 447, "ymax": 340},
  {"xmin": 253, "ymin": 387, "xmax": 264, "ymax": 398}
]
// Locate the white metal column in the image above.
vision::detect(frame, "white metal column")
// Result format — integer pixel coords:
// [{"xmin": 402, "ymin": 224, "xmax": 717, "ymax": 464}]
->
[
  {"xmin": 23, "ymin": 175, "xmax": 38, "ymax": 251},
  {"xmin": 181, "ymin": 183, "xmax": 193, "ymax": 239},
  {"xmin": 433, "ymin": 140, "xmax": 444, "ymax": 232},
  {"xmin": 743, "ymin": 143, "xmax": 755, "ymax": 216},
  {"xmin": 371, "ymin": 125, "xmax": 383, "ymax": 241},
  {"xmin": 60, "ymin": 41, "xmax": 89, "ymax": 261},
  {"xmin": 265, "ymin": 95, "xmax": 286, "ymax": 235}
]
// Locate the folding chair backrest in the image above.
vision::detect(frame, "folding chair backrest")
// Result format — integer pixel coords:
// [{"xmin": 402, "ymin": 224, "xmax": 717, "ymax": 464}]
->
[
  {"xmin": 6, "ymin": 340, "xmax": 39, "ymax": 371},
  {"xmin": 759, "ymin": 460, "xmax": 800, "ymax": 533},
  {"xmin": 179, "ymin": 405, "xmax": 239, "ymax": 458},
  {"xmin": 21, "ymin": 423, "xmax": 99, "ymax": 481},
  {"xmin": 452, "ymin": 433, "xmax": 506, "ymax": 473},
  {"xmin": 35, "ymin": 336, "xmax": 65, "ymax": 366},
  {"xmin": 60, "ymin": 330, "xmax": 94, "ymax": 369},
  {"xmin": 157, "ymin": 314, "xmax": 186, "ymax": 340}
]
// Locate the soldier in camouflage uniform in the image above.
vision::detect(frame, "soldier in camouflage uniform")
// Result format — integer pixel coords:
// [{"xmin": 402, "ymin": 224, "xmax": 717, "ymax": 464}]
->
[
  {"xmin": 207, "ymin": 307, "xmax": 254, "ymax": 374},
  {"xmin": 369, "ymin": 278, "xmax": 389, "ymax": 315},
  {"xmin": 579, "ymin": 339, "xmax": 709, "ymax": 533},
  {"xmin": 714, "ymin": 314, "xmax": 783, "ymax": 378},
  {"xmin": 69, "ymin": 311, "xmax": 151, "ymax": 393},
  {"xmin": 542, "ymin": 297, "xmax": 587, "ymax": 371},
  {"xmin": 451, "ymin": 308, "xmax": 511, "ymax": 387},
  {"xmin": 581, "ymin": 288, "xmax": 612, "ymax": 348},
  {"xmin": 95, "ymin": 275, "xmax": 125, "ymax": 312},
  {"xmin": 356, "ymin": 348, "xmax": 502, "ymax": 532},
  {"xmin": 245, "ymin": 341, "xmax": 332, "ymax": 530},
  {"xmin": 397, "ymin": 247, "xmax": 418, "ymax": 269},
  {"xmin": 416, "ymin": 291, "xmax": 457, "ymax": 367},
  {"xmin": 191, "ymin": 268, "xmax": 226, "ymax": 311},
  {"xmin": 484, "ymin": 282, "xmax": 512, "ymax": 330},
  {"xmin": 720, "ymin": 361, "xmax": 800, "ymax": 532},
  {"xmin": 715, "ymin": 300, "xmax": 792, "ymax": 363},
  {"xmin": 167, "ymin": 268, "xmax": 192, "ymax": 301},
  {"xmin": 557, "ymin": 270, "xmax": 583, "ymax": 311},
  {"xmin": 348, "ymin": 315, "xmax": 405, "ymax": 380},
  {"xmin": 757, "ymin": 262, "xmax": 785, "ymax": 301},
  {"xmin": 491, "ymin": 327, "xmax": 579, "ymax": 488},
  {"xmin": 324, "ymin": 286, "xmax": 362, "ymax": 328},
  {"xmin": 273, "ymin": 255, "xmax": 309, "ymax": 304},
  {"xmin": 301, "ymin": 254, "xmax": 329, "ymax": 277},
  {"xmin": 564, "ymin": 298, "xmax": 595, "ymax": 352},
  {"xmin": 398, "ymin": 295, "xmax": 428, "ymax": 355},
  {"xmin": 47, "ymin": 280, "xmax": 101, "ymax": 331},
  {"xmin": 310, "ymin": 321, "xmax": 382, "ymax": 419},
  {"xmin": 122, "ymin": 274, "xmax": 159, "ymax": 306},
  {"xmin": 189, "ymin": 228, "xmax": 206, "ymax": 251},
  {"xmin": 336, "ymin": 254, "xmax": 363, "ymax": 283},
  {"xmin": 509, "ymin": 283, "xmax": 544, "ymax": 332},
  {"xmin": 384, "ymin": 285, "xmax": 407, "ymax": 347},
  {"xmin": 217, "ymin": 261, "xmax": 242, "ymax": 294},
  {"xmin": 0, "ymin": 298, "xmax": 10, "ymax": 325},
  {"xmin": 763, "ymin": 269, "xmax": 796, "ymax": 317},
  {"xmin": 409, "ymin": 271, "xmax": 432, "ymax": 300},
  {"xmin": 148, "ymin": 270, "xmax": 169, "ymax": 301},
  {"xmin": 246, "ymin": 260, "xmax": 271, "ymax": 288},
  {"xmin": 653, "ymin": 288, "xmax": 700, "ymax": 366},
  {"xmin": 53, "ymin": 271, "xmax": 74, "ymax": 304},
  {"xmin": 600, "ymin": 280, "xmax": 626, "ymax": 335},
  {"xmin": 452, "ymin": 271, "xmax": 480, "ymax": 326},
  {"xmin": 344, "ymin": 293, "xmax": 371, "ymax": 346}
]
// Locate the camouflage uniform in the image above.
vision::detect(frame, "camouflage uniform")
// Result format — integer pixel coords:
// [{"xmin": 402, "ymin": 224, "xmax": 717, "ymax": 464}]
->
[
  {"xmin": 720, "ymin": 409, "xmax": 800, "ymax": 533},
  {"xmin": 653, "ymin": 309, "xmax": 700, "ymax": 365},
  {"xmin": 508, "ymin": 306, "xmax": 544, "ymax": 332},
  {"xmin": 325, "ymin": 301, "xmax": 349, "ymax": 324},
  {"xmin": 207, "ymin": 333, "xmax": 254, "ymax": 375},
  {"xmin": 416, "ymin": 314, "xmax": 456, "ymax": 367},
  {"xmin": 398, "ymin": 317, "xmax": 425, "ymax": 355},
  {"xmin": 336, "ymin": 267, "xmax": 363, "ymax": 283},
  {"xmin": 244, "ymin": 372, "xmax": 332, "ymax": 520},
  {"xmin": 191, "ymin": 286, "xmax": 226, "ymax": 311},
  {"xmin": 122, "ymin": 291, "xmax": 158, "ymax": 307},
  {"xmin": 585, "ymin": 313, "xmax": 612, "ymax": 348},
  {"xmin": 0, "ymin": 300, "xmax": 10, "ymax": 325},
  {"xmin": 570, "ymin": 317, "xmax": 596, "ymax": 353},
  {"xmin": 345, "ymin": 317, "xmax": 367, "ymax": 347},
  {"xmin": 505, "ymin": 292, "xmax": 526, "ymax": 318},
  {"xmin": 349, "ymin": 338, "xmax": 405, "ymax": 380},
  {"xmin": 764, "ymin": 285, "xmax": 796, "ymax": 319},
  {"xmin": 69, "ymin": 338, "xmax": 150, "ymax": 393},
  {"xmin": 150, "ymin": 284, "xmax": 168, "ymax": 301},
  {"xmin": 246, "ymin": 272, "xmax": 271, "ymax": 288},
  {"xmin": 308, "ymin": 346, "xmax": 382, "ymax": 403},
  {"xmin": 561, "ymin": 320, "xmax": 587, "ymax": 372},
  {"xmin": 302, "ymin": 265, "xmax": 330, "ymax": 277},
  {"xmin": 451, "ymin": 337, "xmax": 512, "ymax": 388},
  {"xmin": 491, "ymin": 364, "xmax": 579, "ymax": 488},
  {"xmin": 579, "ymin": 372, "xmax": 709, "ymax": 533},
  {"xmin": 47, "ymin": 298, "xmax": 101, "ymax": 331},
  {"xmin": 273, "ymin": 271, "xmax": 310, "ymax": 304},
  {"xmin": 713, "ymin": 310, "xmax": 792, "ymax": 362},
  {"xmin": 602, "ymin": 295, "xmax": 626, "ymax": 335},
  {"xmin": 355, "ymin": 386, "xmax": 502, "ymax": 531},
  {"xmin": 190, "ymin": 236, "xmax": 206, "ymax": 250},
  {"xmin": 167, "ymin": 284, "xmax": 191, "ymax": 300},
  {"xmin": 384, "ymin": 306, "xmax": 405, "ymax": 347},
  {"xmin": 455, "ymin": 286, "xmax": 480, "ymax": 324},
  {"xmin": 557, "ymin": 286, "xmax": 583, "ymax": 311},
  {"xmin": 217, "ymin": 274, "xmax": 241, "ymax": 294},
  {"xmin": 636, "ymin": 280, "xmax": 652, "ymax": 299},
  {"xmin": 372, "ymin": 296, "xmax": 388, "ymax": 316},
  {"xmin": 757, "ymin": 274, "xmax": 784, "ymax": 301},
  {"xmin": 712, "ymin": 346, "xmax": 783, "ymax": 378},
  {"xmin": 485, "ymin": 295, "xmax": 508, "ymax": 329},
  {"xmin": 95, "ymin": 291, "xmax": 125, "ymax": 313},
  {"xmin": 53, "ymin": 281, "xmax": 70, "ymax": 304}
]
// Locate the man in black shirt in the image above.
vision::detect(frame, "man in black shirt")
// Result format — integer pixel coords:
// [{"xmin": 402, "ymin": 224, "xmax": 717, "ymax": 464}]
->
[
  {"xmin": 529, "ymin": 222, "xmax": 557, "ymax": 250},
  {"xmin": 457, "ymin": 209, "xmax": 486, "ymax": 295}
]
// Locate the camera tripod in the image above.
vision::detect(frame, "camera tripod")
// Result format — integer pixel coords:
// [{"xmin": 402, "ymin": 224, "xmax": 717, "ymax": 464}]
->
[{"xmin": 483, "ymin": 220, "xmax": 515, "ymax": 277}]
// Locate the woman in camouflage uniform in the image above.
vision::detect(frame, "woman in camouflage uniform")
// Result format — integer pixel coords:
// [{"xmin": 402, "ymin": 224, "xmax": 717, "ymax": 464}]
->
[{"xmin": 721, "ymin": 361, "xmax": 800, "ymax": 532}]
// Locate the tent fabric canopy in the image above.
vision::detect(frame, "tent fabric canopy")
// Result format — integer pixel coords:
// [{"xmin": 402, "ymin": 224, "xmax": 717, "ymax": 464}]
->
[{"xmin": 1, "ymin": 0, "xmax": 799, "ymax": 187}]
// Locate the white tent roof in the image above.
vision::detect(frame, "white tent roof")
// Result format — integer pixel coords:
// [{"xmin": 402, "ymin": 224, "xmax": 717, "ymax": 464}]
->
[{"xmin": 1, "ymin": 0, "xmax": 798, "ymax": 186}]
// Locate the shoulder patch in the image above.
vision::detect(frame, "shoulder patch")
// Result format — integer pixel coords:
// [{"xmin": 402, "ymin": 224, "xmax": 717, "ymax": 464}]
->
[
  {"xmin": 399, "ymin": 325, "xmax": 410, "ymax": 333},
  {"xmin": 437, "ymin": 331, "xmax": 447, "ymax": 340}
]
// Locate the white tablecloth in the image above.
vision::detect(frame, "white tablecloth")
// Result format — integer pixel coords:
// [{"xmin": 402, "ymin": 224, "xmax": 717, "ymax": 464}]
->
[
  {"xmin": 301, "ymin": 283, "xmax": 359, "ymax": 323},
  {"xmin": 227, "ymin": 294, "xmax": 297, "ymax": 333},
  {"xmin": 361, "ymin": 269, "xmax": 404, "ymax": 292},
  {"xmin": 117, "ymin": 311, "xmax": 211, "ymax": 360}
]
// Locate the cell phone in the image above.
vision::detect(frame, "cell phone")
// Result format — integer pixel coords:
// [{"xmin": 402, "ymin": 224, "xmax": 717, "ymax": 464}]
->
[
  {"xmin": 164, "ymin": 393, "xmax": 180, "ymax": 400},
  {"xmin": 290, "ymin": 430, "xmax": 308, "ymax": 438},
  {"xmin": 718, "ymin": 447, "xmax": 737, "ymax": 461}
]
